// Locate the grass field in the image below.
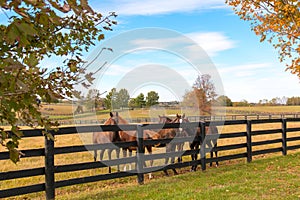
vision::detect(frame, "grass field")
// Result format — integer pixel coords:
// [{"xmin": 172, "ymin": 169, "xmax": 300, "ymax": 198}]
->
[{"xmin": 63, "ymin": 152, "xmax": 300, "ymax": 200}]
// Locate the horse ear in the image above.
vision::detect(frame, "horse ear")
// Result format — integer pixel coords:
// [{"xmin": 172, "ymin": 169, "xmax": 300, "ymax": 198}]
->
[
  {"xmin": 116, "ymin": 112, "xmax": 118, "ymax": 117},
  {"xmin": 182, "ymin": 113, "xmax": 185, "ymax": 118},
  {"xmin": 110, "ymin": 112, "xmax": 113, "ymax": 117},
  {"xmin": 176, "ymin": 113, "xmax": 179, "ymax": 118}
]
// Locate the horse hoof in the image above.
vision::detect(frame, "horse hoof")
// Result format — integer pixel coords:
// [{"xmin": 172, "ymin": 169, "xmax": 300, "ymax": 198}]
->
[{"xmin": 148, "ymin": 174, "xmax": 153, "ymax": 179}]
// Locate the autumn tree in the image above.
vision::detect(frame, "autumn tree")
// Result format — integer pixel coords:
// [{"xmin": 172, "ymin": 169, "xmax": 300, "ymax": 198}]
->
[
  {"xmin": 0, "ymin": 0, "xmax": 116, "ymax": 162},
  {"xmin": 182, "ymin": 74, "xmax": 217, "ymax": 114},
  {"xmin": 226, "ymin": 0, "xmax": 300, "ymax": 78}
]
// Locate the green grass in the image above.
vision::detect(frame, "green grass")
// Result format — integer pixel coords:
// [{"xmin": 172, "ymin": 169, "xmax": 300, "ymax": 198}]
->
[{"xmin": 54, "ymin": 152, "xmax": 300, "ymax": 200}]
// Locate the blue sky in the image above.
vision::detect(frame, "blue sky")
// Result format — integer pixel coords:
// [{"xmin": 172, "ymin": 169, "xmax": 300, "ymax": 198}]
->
[
  {"xmin": 1, "ymin": 0, "xmax": 299, "ymax": 103},
  {"xmin": 86, "ymin": 0, "xmax": 300, "ymax": 103}
]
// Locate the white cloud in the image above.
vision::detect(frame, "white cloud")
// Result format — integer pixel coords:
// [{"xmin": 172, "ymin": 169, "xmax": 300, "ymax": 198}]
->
[
  {"xmin": 186, "ymin": 32, "xmax": 236, "ymax": 57},
  {"xmin": 93, "ymin": 0, "xmax": 226, "ymax": 16},
  {"xmin": 130, "ymin": 31, "xmax": 235, "ymax": 57}
]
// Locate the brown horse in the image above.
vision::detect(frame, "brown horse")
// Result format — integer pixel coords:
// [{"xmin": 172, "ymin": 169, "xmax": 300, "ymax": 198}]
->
[
  {"xmin": 156, "ymin": 115, "xmax": 180, "ymax": 176},
  {"xmin": 170, "ymin": 114, "xmax": 190, "ymax": 163},
  {"xmin": 93, "ymin": 112, "xmax": 121, "ymax": 173},
  {"xmin": 173, "ymin": 114, "xmax": 219, "ymax": 171},
  {"xmin": 111, "ymin": 112, "xmax": 159, "ymax": 179}
]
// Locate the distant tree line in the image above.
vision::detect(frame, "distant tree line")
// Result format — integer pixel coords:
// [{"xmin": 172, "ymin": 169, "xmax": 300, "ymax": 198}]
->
[
  {"xmin": 286, "ymin": 97, "xmax": 300, "ymax": 106},
  {"xmin": 102, "ymin": 88, "xmax": 159, "ymax": 110}
]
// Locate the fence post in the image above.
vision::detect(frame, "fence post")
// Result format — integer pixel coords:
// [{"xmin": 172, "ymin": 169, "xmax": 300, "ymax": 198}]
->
[
  {"xmin": 200, "ymin": 122, "xmax": 206, "ymax": 171},
  {"xmin": 246, "ymin": 120, "xmax": 252, "ymax": 163},
  {"xmin": 281, "ymin": 118, "xmax": 287, "ymax": 156},
  {"xmin": 136, "ymin": 124, "xmax": 144, "ymax": 185},
  {"xmin": 45, "ymin": 133, "xmax": 55, "ymax": 200}
]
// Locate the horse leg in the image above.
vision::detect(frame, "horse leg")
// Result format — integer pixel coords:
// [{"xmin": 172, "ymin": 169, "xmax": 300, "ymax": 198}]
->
[
  {"xmin": 207, "ymin": 141, "xmax": 215, "ymax": 167},
  {"xmin": 100, "ymin": 149, "xmax": 105, "ymax": 161},
  {"xmin": 94, "ymin": 149, "xmax": 97, "ymax": 162},
  {"xmin": 108, "ymin": 149, "xmax": 112, "ymax": 173},
  {"xmin": 145, "ymin": 146, "xmax": 153, "ymax": 179},
  {"xmin": 214, "ymin": 142, "xmax": 219, "ymax": 167},
  {"xmin": 177, "ymin": 143, "xmax": 183, "ymax": 163},
  {"xmin": 170, "ymin": 144, "xmax": 178, "ymax": 175},
  {"xmin": 116, "ymin": 148, "xmax": 120, "ymax": 172},
  {"xmin": 123, "ymin": 148, "xmax": 127, "ymax": 171},
  {"xmin": 190, "ymin": 143, "xmax": 195, "ymax": 171},
  {"xmin": 128, "ymin": 149, "xmax": 132, "ymax": 170},
  {"xmin": 190, "ymin": 142, "xmax": 199, "ymax": 171},
  {"xmin": 163, "ymin": 144, "xmax": 170, "ymax": 176}
]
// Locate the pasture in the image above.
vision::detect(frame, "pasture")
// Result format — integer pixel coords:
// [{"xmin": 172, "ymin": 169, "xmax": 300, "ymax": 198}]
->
[
  {"xmin": 1, "ymin": 106, "xmax": 300, "ymax": 199},
  {"xmin": 61, "ymin": 152, "xmax": 300, "ymax": 200}
]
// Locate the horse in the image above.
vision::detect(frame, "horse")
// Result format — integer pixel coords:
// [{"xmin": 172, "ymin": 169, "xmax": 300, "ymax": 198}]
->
[
  {"xmin": 111, "ymin": 112, "xmax": 159, "ymax": 179},
  {"xmin": 156, "ymin": 115, "xmax": 180, "ymax": 176},
  {"xmin": 173, "ymin": 114, "xmax": 219, "ymax": 171},
  {"xmin": 92, "ymin": 112, "xmax": 121, "ymax": 173},
  {"xmin": 170, "ymin": 114, "xmax": 190, "ymax": 163}
]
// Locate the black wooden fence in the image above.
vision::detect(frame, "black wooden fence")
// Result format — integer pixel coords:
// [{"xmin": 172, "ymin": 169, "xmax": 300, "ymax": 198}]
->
[{"xmin": 1, "ymin": 118, "xmax": 300, "ymax": 199}]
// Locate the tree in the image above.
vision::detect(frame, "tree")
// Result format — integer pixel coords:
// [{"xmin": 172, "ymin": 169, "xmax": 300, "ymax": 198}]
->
[
  {"xmin": 128, "ymin": 98, "xmax": 137, "ymax": 109},
  {"xmin": 182, "ymin": 74, "xmax": 217, "ymax": 114},
  {"xmin": 233, "ymin": 99, "xmax": 250, "ymax": 107},
  {"xmin": 146, "ymin": 91, "xmax": 159, "ymax": 107},
  {"xmin": 216, "ymin": 95, "xmax": 233, "ymax": 106},
  {"xmin": 117, "ymin": 88, "xmax": 130, "ymax": 109},
  {"xmin": 135, "ymin": 93, "xmax": 146, "ymax": 108},
  {"xmin": 286, "ymin": 96, "xmax": 300, "ymax": 105},
  {"xmin": 0, "ymin": 1, "xmax": 117, "ymax": 163},
  {"xmin": 104, "ymin": 88, "xmax": 117, "ymax": 110},
  {"xmin": 226, "ymin": 0, "xmax": 300, "ymax": 78},
  {"xmin": 85, "ymin": 89, "xmax": 104, "ymax": 112}
]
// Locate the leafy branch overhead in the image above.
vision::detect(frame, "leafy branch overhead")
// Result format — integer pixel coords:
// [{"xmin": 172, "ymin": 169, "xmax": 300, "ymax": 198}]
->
[
  {"xmin": 0, "ymin": 0, "xmax": 117, "ymax": 163},
  {"xmin": 226, "ymin": 0, "xmax": 300, "ymax": 77}
]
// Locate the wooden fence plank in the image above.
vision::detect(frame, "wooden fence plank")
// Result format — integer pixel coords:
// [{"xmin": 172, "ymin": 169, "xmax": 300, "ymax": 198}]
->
[
  {"xmin": 0, "ymin": 168, "xmax": 44, "ymax": 181},
  {"xmin": 0, "ymin": 184, "xmax": 45, "ymax": 198},
  {"xmin": 136, "ymin": 125, "xmax": 144, "ymax": 184},
  {"xmin": 246, "ymin": 120, "xmax": 252, "ymax": 163},
  {"xmin": 282, "ymin": 119, "xmax": 287, "ymax": 155}
]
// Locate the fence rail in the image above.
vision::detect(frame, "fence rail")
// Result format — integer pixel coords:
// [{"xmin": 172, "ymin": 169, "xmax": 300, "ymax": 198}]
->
[
  {"xmin": 0, "ymin": 118, "xmax": 300, "ymax": 199},
  {"xmin": 2, "ymin": 114, "xmax": 300, "ymax": 126}
]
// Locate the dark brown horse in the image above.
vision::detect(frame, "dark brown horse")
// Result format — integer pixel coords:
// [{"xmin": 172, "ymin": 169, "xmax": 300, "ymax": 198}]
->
[
  {"xmin": 112, "ymin": 112, "xmax": 159, "ymax": 179},
  {"xmin": 93, "ymin": 112, "xmax": 121, "ymax": 173},
  {"xmin": 173, "ymin": 114, "xmax": 219, "ymax": 171}
]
